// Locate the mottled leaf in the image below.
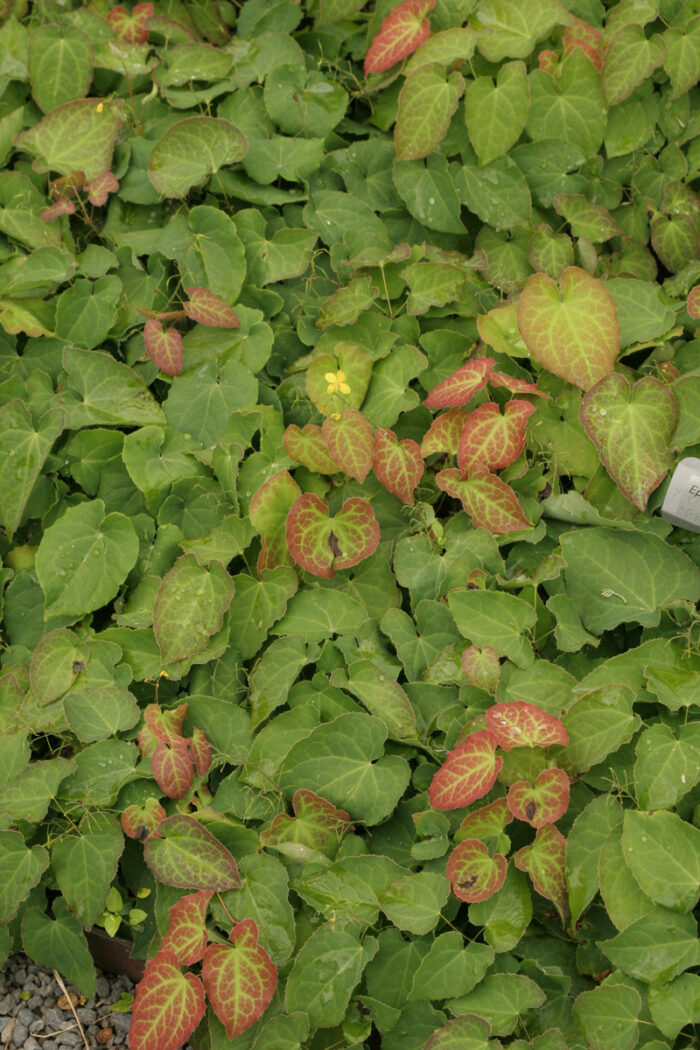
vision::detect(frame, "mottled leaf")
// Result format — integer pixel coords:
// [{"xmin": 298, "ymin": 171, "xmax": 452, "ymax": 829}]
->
[
  {"xmin": 507, "ymin": 768, "xmax": 569, "ymax": 827},
  {"xmin": 144, "ymin": 320, "xmax": 184, "ymax": 377},
  {"xmin": 514, "ymin": 823, "xmax": 567, "ymax": 923},
  {"xmin": 446, "ymin": 839, "xmax": 507, "ymax": 902},
  {"xmin": 130, "ymin": 950, "xmax": 206, "ymax": 1050},
  {"xmin": 285, "ymin": 494, "xmax": 380, "ymax": 578},
  {"xmin": 373, "ymin": 428, "xmax": 423, "ymax": 504},
  {"xmin": 457, "ymin": 399, "xmax": 534, "ymax": 473},
  {"xmin": 183, "ymin": 286, "xmax": 240, "ymax": 328},
  {"xmin": 365, "ymin": 0, "xmax": 436, "ymax": 74},
  {"xmin": 429, "ymin": 730, "xmax": 502, "ymax": 810},
  {"xmin": 202, "ymin": 919, "xmax": 277, "ymax": 1039},
  {"xmin": 144, "ymin": 815, "xmax": 242, "ymax": 891}
]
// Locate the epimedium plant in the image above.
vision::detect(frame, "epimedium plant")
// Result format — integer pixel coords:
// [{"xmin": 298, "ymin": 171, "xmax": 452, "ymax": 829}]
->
[{"xmin": 0, "ymin": 0, "xmax": 699, "ymax": 1048}]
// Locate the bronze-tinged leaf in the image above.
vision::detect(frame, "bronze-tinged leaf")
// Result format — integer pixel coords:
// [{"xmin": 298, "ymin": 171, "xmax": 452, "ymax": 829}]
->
[
  {"xmin": 261, "ymin": 789, "xmax": 353, "ymax": 860},
  {"xmin": 446, "ymin": 838, "xmax": 507, "ymax": 902},
  {"xmin": 159, "ymin": 891, "xmax": 213, "ymax": 966},
  {"xmin": 365, "ymin": 0, "xmax": 436, "ymax": 74},
  {"xmin": 372, "ymin": 428, "xmax": 423, "ymax": 504},
  {"xmin": 507, "ymin": 768, "xmax": 570, "ymax": 828},
  {"xmin": 202, "ymin": 919, "xmax": 277, "ymax": 1039},
  {"xmin": 424, "ymin": 357, "xmax": 494, "ymax": 409},
  {"xmin": 486, "ymin": 701, "xmax": 568, "ymax": 750},
  {"xmin": 120, "ymin": 798, "xmax": 166, "ymax": 841},
  {"xmin": 461, "ymin": 644, "xmax": 500, "ymax": 692},
  {"xmin": 283, "ymin": 424, "xmax": 340, "ymax": 475},
  {"xmin": 421, "ymin": 408, "xmax": 470, "ymax": 457},
  {"xmin": 436, "ymin": 469, "xmax": 532, "ymax": 534},
  {"xmin": 321, "ymin": 410, "xmax": 374, "ymax": 483},
  {"xmin": 143, "ymin": 320, "xmax": 183, "ymax": 377},
  {"xmin": 183, "ymin": 287, "xmax": 240, "ymax": 329},
  {"xmin": 458, "ymin": 797, "xmax": 513, "ymax": 840},
  {"xmin": 107, "ymin": 3, "xmax": 154, "ymax": 44},
  {"xmin": 457, "ymin": 399, "xmax": 535, "ymax": 474},
  {"xmin": 130, "ymin": 950, "xmax": 205, "ymax": 1050},
  {"xmin": 144, "ymin": 815, "xmax": 241, "ymax": 891},
  {"xmin": 152, "ymin": 741, "xmax": 194, "ymax": 800},
  {"xmin": 515, "ymin": 823, "xmax": 567, "ymax": 923},
  {"xmin": 249, "ymin": 470, "xmax": 301, "ymax": 575},
  {"xmin": 285, "ymin": 493, "xmax": 380, "ymax": 578},
  {"xmin": 429, "ymin": 729, "xmax": 502, "ymax": 810}
]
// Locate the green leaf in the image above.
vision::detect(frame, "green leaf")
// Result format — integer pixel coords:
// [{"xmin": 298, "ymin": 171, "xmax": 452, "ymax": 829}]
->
[
  {"xmin": 361, "ymin": 344, "xmax": 427, "ymax": 428},
  {"xmin": 51, "ymin": 811, "xmax": 123, "ymax": 929},
  {"xmin": 55, "ymin": 276, "xmax": 121, "ymax": 349},
  {"xmin": 559, "ymin": 527, "xmax": 700, "ymax": 634},
  {"xmin": 285, "ymin": 925, "xmax": 376, "ymax": 1028},
  {"xmin": 273, "ymin": 587, "xmax": 364, "ymax": 642},
  {"xmin": 57, "ymin": 739, "xmax": 138, "ymax": 807},
  {"xmin": 580, "ymin": 374, "xmax": 677, "ymax": 511},
  {"xmin": 553, "ymin": 194, "xmax": 621, "ymax": 243},
  {"xmin": 28, "ymin": 23, "xmax": 94, "ymax": 113},
  {"xmin": 381, "ymin": 600, "xmax": 460, "ymax": 681},
  {"xmin": 64, "ymin": 686, "xmax": 140, "ymax": 742},
  {"xmin": 0, "ymin": 400, "xmax": 63, "ymax": 537},
  {"xmin": 62, "ymin": 346, "xmax": 165, "ymax": 428},
  {"xmin": 573, "ymin": 984, "xmax": 641, "ymax": 1050},
  {"xmin": 264, "ymin": 66, "xmax": 347, "ymax": 137},
  {"xmin": 154, "ymin": 554, "xmax": 234, "ymax": 664},
  {"xmin": 393, "ymin": 154, "xmax": 465, "ymax": 234},
  {"xmin": 379, "ymin": 872, "xmax": 450, "ymax": 935},
  {"xmin": 465, "ymin": 60, "xmax": 529, "ymax": 166},
  {"xmin": 447, "ymin": 974, "xmax": 545, "ymax": 1036},
  {"xmin": 144, "ymin": 815, "xmax": 242, "ymax": 891},
  {"xmin": 279, "ymin": 712, "xmax": 411, "ymax": 825},
  {"xmin": 599, "ymin": 824, "xmax": 655, "ymax": 931},
  {"xmin": 634, "ymin": 723, "xmax": 700, "ymax": 810},
  {"xmin": 559, "ymin": 685, "xmax": 637, "ymax": 773},
  {"xmin": 648, "ymin": 972, "xmax": 700, "ymax": 1040},
  {"xmin": 15, "ymin": 98, "xmax": 125, "ymax": 180},
  {"xmin": 22, "ymin": 899, "xmax": 96, "ymax": 998},
  {"xmin": 316, "ymin": 276, "xmax": 379, "ymax": 330},
  {"xmin": 228, "ymin": 568, "xmax": 298, "ymax": 658},
  {"xmin": 566, "ymin": 795, "xmax": 621, "ymax": 923},
  {"xmin": 220, "ymin": 853, "xmax": 295, "ymax": 966},
  {"xmin": 248, "ymin": 635, "xmax": 310, "ymax": 726},
  {"xmin": 602, "ymin": 26, "xmax": 666, "ymax": 105},
  {"xmin": 0, "ymin": 832, "xmax": 49, "ymax": 923},
  {"xmin": 621, "ymin": 809, "xmax": 700, "ymax": 913},
  {"xmin": 35, "ymin": 499, "xmax": 139, "ymax": 622},
  {"xmin": 408, "ymin": 933, "xmax": 494, "ymax": 1001},
  {"xmin": 606, "ymin": 278, "xmax": 677, "ymax": 348},
  {"xmin": 599, "ymin": 910, "xmax": 700, "ymax": 985},
  {"xmin": 339, "ymin": 660, "xmax": 418, "ymax": 740},
  {"xmin": 0, "ymin": 757, "xmax": 75, "ymax": 823},
  {"xmin": 148, "ymin": 117, "xmax": 247, "ymax": 197},
  {"xmin": 448, "ymin": 588, "xmax": 536, "ymax": 667},
  {"xmin": 458, "ymin": 149, "xmax": 532, "ymax": 230},
  {"xmin": 526, "ymin": 50, "xmax": 607, "ymax": 158},
  {"xmin": 395, "ymin": 65, "xmax": 464, "ymax": 162},
  {"xmin": 663, "ymin": 18, "xmax": 700, "ymax": 98}
]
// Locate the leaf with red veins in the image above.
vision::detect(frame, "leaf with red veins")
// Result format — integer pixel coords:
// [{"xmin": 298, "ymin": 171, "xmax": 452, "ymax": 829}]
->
[
  {"xmin": 285, "ymin": 493, "xmax": 380, "ymax": 578},
  {"xmin": 364, "ymin": 0, "xmax": 436, "ymax": 74},
  {"xmin": 421, "ymin": 408, "xmax": 470, "ymax": 457},
  {"xmin": 86, "ymin": 171, "xmax": 119, "ymax": 206},
  {"xmin": 159, "ymin": 891, "xmax": 213, "ymax": 966},
  {"xmin": 144, "ymin": 320, "xmax": 183, "ymax": 377},
  {"xmin": 515, "ymin": 823, "xmax": 567, "ymax": 923},
  {"xmin": 688, "ymin": 286, "xmax": 700, "ymax": 320},
  {"xmin": 461, "ymin": 644, "xmax": 500, "ymax": 692},
  {"xmin": 283, "ymin": 424, "xmax": 339, "ymax": 475},
  {"xmin": 458, "ymin": 797, "xmax": 513, "ymax": 840},
  {"xmin": 183, "ymin": 287, "xmax": 240, "ymax": 329},
  {"xmin": 121, "ymin": 798, "xmax": 166, "ymax": 840},
  {"xmin": 507, "ymin": 768, "xmax": 570, "ymax": 828},
  {"xmin": 373, "ymin": 428, "xmax": 423, "ymax": 504},
  {"xmin": 446, "ymin": 838, "xmax": 507, "ymax": 903},
  {"xmin": 486, "ymin": 701, "xmax": 568, "ymax": 750},
  {"xmin": 424, "ymin": 357, "xmax": 494, "ymax": 409},
  {"xmin": 563, "ymin": 17, "xmax": 603, "ymax": 70},
  {"xmin": 144, "ymin": 815, "xmax": 241, "ymax": 891},
  {"xmin": 321, "ymin": 410, "xmax": 374, "ymax": 483},
  {"xmin": 436, "ymin": 469, "xmax": 532, "ymax": 534},
  {"xmin": 488, "ymin": 370, "xmax": 547, "ymax": 399},
  {"xmin": 144, "ymin": 703, "xmax": 189, "ymax": 748},
  {"xmin": 189, "ymin": 728, "xmax": 211, "ymax": 777},
  {"xmin": 130, "ymin": 950, "xmax": 205, "ymax": 1050},
  {"xmin": 153, "ymin": 740, "xmax": 194, "ymax": 800},
  {"xmin": 50, "ymin": 171, "xmax": 85, "ymax": 200},
  {"xmin": 249, "ymin": 470, "xmax": 301, "ymax": 575},
  {"xmin": 429, "ymin": 729, "xmax": 502, "ymax": 810},
  {"xmin": 457, "ymin": 400, "xmax": 535, "ymax": 474},
  {"xmin": 41, "ymin": 200, "xmax": 75, "ymax": 221},
  {"xmin": 107, "ymin": 3, "xmax": 154, "ymax": 44},
  {"xmin": 261, "ymin": 789, "xmax": 353, "ymax": 860},
  {"xmin": 202, "ymin": 919, "xmax": 277, "ymax": 1040}
]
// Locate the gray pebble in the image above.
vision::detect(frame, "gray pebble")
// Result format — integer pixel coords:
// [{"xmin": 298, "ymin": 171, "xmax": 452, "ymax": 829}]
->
[
  {"xmin": 11, "ymin": 1022, "xmax": 28, "ymax": 1046},
  {"xmin": 27, "ymin": 994, "xmax": 44, "ymax": 1010},
  {"xmin": 95, "ymin": 978, "xmax": 110, "ymax": 999},
  {"xmin": 29, "ymin": 1019, "xmax": 44, "ymax": 1034},
  {"xmin": 111, "ymin": 1012, "xmax": 131, "ymax": 1034},
  {"xmin": 12, "ymin": 972, "xmax": 24, "ymax": 986},
  {"xmin": 23, "ymin": 1039, "xmax": 40, "ymax": 1050},
  {"xmin": 0, "ymin": 998, "xmax": 13, "ymax": 1015},
  {"xmin": 42, "ymin": 1042, "xmax": 58, "ymax": 1050},
  {"xmin": 77, "ymin": 1007, "xmax": 96, "ymax": 1023},
  {"xmin": 17, "ymin": 1006, "xmax": 34, "ymax": 1026},
  {"xmin": 58, "ymin": 1032, "xmax": 82, "ymax": 1047},
  {"xmin": 43, "ymin": 1007, "xmax": 65, "ymax": 1032}
]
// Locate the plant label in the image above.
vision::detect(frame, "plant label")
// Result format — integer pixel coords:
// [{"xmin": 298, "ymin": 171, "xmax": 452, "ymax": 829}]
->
[{"xmin": 661, "ymin": 458, "xmax": 700, "ymax": 532}]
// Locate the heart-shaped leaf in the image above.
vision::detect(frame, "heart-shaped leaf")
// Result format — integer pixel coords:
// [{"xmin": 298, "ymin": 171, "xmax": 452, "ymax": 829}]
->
[
  {"xmin": 260, "ymin": 789, "xmax": 353, "ymax": 860},
  {"xmin": 395, "ymin": 65, "xmax": 464, "ymax": 161},
  {"xmin": 107, "ymin": 3, "xmax": 154, "ymax": 44},
  {"xmin": 183, "ymin": 287, "xmax": 240, "ymax": 328},
  {"xmin": 153, "ymin": 554, "xmax": 234, "ymax": 664},
  {"xmin": 517, "ymin": 267, "xmax": 619, "ymax": 390},
  {"xmin": 580, "ymin": 373, "xmax": 677, "ymax": 511},
  {"xmin": 602, "ymin": 25, "xmax": 666, "ymax": 105},
  {"xmin": 144, "ymin": 320, "xmax": 183, "ymax": 377},
  {"xmin": 142, "ymin": 704, "xmax": 188, "ymax": 750},
  {"xmin": 249, "ymin": 470, "xmax": 301, "ymax": 573},
  {"xmin": 15, "ymin": 99, "xmax": 126, "ymax": 181},
  {"xmin": 421, "ymin": 409, "xmax": 470, "ymax": 456},
  {"xmin": 446, "ymin": 839, "xmax": 507, "ymax": 902},
  {"xmin": 149, "ymin": 117, "xmax": 247, "ymax": 198},
  {"xmin": 486, "ymin": 702, "xmax": 568, "ymax": 750},
  {"xmin": 429, "ymin": 729, "xmax": 502, "ymax": 810},
  {"xmin": 457, "ymin": 399, "xmax": 535, "ymax": 473},
  {"xmin": 365, "ymin": 0, "xmax": 436, "ymax": 74},
  {"xmin": 130, "ymin": 950, "xmax": 205, "ymax": 1050},
  {"xmin": 373, "ymin": 428, "xmax": 423, "ymax": 504},
  {"xmin": 507, "ymin": 768, "xmax": 570, "ymax": 827},
  {"xmin": 316, "ymin": 275, "xmax": 378, "ymax": 329},
  {"xmin": 202, "ymin": 919, "xmax": 277, "ymax": 1039},
  {"xmin": 514, "ymin": 823, "xmax": 567, "ymax": 923},
  {"xmin": 144, "ymin": 815, "xmax": 241, "ymax": 891},
  {"xmin": 321, "ymin": 410, "xmax": 374, "ymax": 483},
  {"xmin": 563, "ymin": 17, "xmax": 603, "ymax": 69},
  {"xmin": 424, "ymin": 1016, "xmax": 492, "ymax": 1050},
  {"xmin": 461, "ymin": 644, "xmax": 500, "ymax": 692},
  {"xmin": 424, "ymin": 356, "xmax": 494, "ymax": 408},
  {"xmin": 436, "ymin": 469, "xmax": 531, "ymax": 534},
  {"xmin": 305, "ymin": 344, "xmax": 373, "ymax": 416},
  {"xmin": 152, "ymin": 740, "xmax": 194, "ymax": 800},
  {"xmin": 285, "ymin": 494, "xmax": 380, "ymax": 578},
  {"xmin": 458, "ymin": 797, "xmax": 513, "ymax": 840},
  {"xmin": 120, "ymin": 798, "xmax": 166, "ymax": 841},
  {"xmin": 159, "ymin": 891, "xmax": 212, "ymax": 966},
  {"xmin": 85, "ymin": 171, "xmax": 119, "ymax": 206},
  {"xmin": 283, "ymin": 425, "xmax": 340, "ymax": 475}
]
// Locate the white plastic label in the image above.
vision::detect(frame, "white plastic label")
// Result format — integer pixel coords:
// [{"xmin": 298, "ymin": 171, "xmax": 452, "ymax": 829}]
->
[{"xmin": 660, "ymin": 457, "xmax": 700, "ymax": 533}]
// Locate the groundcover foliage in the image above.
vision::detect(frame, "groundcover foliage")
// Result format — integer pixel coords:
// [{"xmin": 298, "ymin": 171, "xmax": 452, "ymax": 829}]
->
[{"xmin": 0, "ymin": 0, "xmax": 700, "ymax": 1046}]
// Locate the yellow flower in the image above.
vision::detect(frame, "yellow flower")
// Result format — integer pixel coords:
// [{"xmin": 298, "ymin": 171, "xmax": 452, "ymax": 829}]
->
[
  {"xmin": 96, "ymin": 101, "xmax": 104, "ymax": 113},
  {"xmin": 325, "ymin": 369, "xmax": 351, "ymax": 395}
]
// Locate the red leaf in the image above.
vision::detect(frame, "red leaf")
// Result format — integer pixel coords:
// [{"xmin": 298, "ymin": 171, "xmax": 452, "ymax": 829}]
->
[
  {"xmin": 159, "ymin": 891, "xmax": 213, "ymax": 966},
  {"xmin": 130, "ymin": 950, "xmax": 205, "ymax": 1050},
  {"xmin": 365, "ymin": 0, "xmax": 436, "ymax": 74},
  {"xmin": 486, "ymin": 702, "xmax": 568, "ymax": 751},
  {"xmin": 249, "ymin": 470, "xmax": 301, "ymax": 575},
  {"xmin": 49, "ymin": 171, "xmax": 85, "ymax": 200},
  {"xmin": 507, "ymin": 768, "xmax": 570, "ymax": 828},
  {"xmin": 424, "ymin": 357, "xmax": 494, "ymax": 409},
  {"xmin": 321, "ymin": 410, "xmax": 374, "ymax": 483},
  {"xmin": 107, "ymin": 3, "xmax": 154, "ymax": 44},
  {"xmin": 202, "ymin": 919, "xmax": 277, "ymax": 1039},
  {"xmin": 446, "ymin": 838, "xmax": 507, "ymax": 902},
  {"xmin": 190, "ymin": 728, "xmax": 211, "ymax": 777},
  {"xmin": 152, "ymin": 740, "xmax": 194, "ymax": 799},
  {"xmin": 421, "ymin": 408, "xmax": 470, "ymax": 457},
  {"xmin": 285, "ymin": 493, "xmax": 380, "ymax": 578},
  {"xmin": 144, "ymin": 815, "xmax": 241, "ymax": 892},
  {"xmin": 563, "ymin": 17, "xmax": 603, "ymax": 70},
  {"xmin": 86, "ymin": 171, "xmax": 119, "ymax": 206},
  {"xmin": 183, "ymin": 287, "xmax": 240, "ymax": 329},
  {"xmin": 121, "ymin": 798, "xmax": 166, "ymax": 840},
  {"xmin": 458, "ymin": 797, "xmax": 512, "ymax": 840},
  {"xmin": 429, "ymin": 729, "xmax": 502, "ymax": 810},
  {"xmin": 143, "ymin": 703, "xmax": 188, "ymax": 748},
  {"xmin": 688, "ymin": 286, "xmax": 700, "ymax": 320},
  {"xmin": 261, "ymin": 789, "xmax": 353, "ymax": 860},
  {"xmin": 488, "ymin": 370, "xmax": 547, "ymax": 399},
  {"xmin": 41, "ymin": 200, "xmax": 75, "ymax": 221},
  {"xmin": 436, "ymin": 469, "xmax": 532, "ymax": 534},
  {"xmin": 283, "ymin": 424, "xmax": 340, "ymax": 475},
  {"xmin": 457, "ymin": 400, "xmax": 535, "ymax": 474},
  {"xmin": 372, "ymin": 428, "xmax": 423, "ymax": 504},
  {"xmin": 461, "ymin": 644, "xmax": 500, "ymax": 692},
  {"xmin": 144, "ymin": 320, "xmax": 183, "ymax": 377},
  {"xmin": 515, "ymin": 823, "xmax": 567, "ymax": 923}
]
